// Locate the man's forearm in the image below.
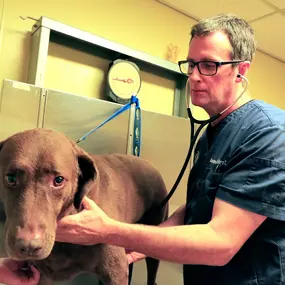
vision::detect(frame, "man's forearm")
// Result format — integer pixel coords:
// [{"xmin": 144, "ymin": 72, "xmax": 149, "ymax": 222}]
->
[{"xmin": 102, "ymin": 217, "xmax": 233, "ymax": 266}]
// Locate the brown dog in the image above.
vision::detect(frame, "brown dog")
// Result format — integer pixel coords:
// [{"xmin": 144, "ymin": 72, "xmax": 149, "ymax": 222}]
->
[{"xmin": 0, "ymin": 128, "xmax": 169, "ymax": 285}]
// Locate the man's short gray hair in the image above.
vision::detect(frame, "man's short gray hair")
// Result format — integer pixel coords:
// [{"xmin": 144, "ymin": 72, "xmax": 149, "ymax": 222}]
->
[{"xmin": 190, "ymin": 13, "xmax": 257, "ymax": 62}]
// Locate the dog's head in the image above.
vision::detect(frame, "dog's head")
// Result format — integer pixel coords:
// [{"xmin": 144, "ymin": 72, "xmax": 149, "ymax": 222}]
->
[{"xmin": 0, "ymin": 128, "xmax": 96, "ymax": 260}]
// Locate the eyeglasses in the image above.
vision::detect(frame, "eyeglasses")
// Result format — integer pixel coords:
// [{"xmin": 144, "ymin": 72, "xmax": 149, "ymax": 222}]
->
[{"xmin": 178, "ymin": 59, "xmax": 244, "ymax": 76}]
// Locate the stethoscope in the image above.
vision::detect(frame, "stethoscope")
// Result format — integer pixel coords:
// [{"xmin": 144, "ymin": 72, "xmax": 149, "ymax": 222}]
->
[{"xmin": 159, "ymin": 74, "xmax": 249, "ymax": 208}]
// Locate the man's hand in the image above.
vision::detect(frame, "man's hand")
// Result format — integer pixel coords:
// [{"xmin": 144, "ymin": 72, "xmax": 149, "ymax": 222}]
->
[
  {"xmin": 56, "ymin": 196, "xmax": 112, "ymax": 245},
  {"xmin": 126, "ymin": 250, "xmax": 146, "ymax": 264},
  {"xmin": 0, "ymin": 258, "xmax": 40, "ymax": 285}
]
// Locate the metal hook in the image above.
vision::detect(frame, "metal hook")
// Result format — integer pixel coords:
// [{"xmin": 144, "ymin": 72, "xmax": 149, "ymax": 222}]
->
[{"xmin": 19, "ymin": 16, "xmax": 39, "ymax": 22}]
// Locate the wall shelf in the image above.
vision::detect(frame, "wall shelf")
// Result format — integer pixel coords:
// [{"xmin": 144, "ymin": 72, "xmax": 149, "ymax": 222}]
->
[{"xmin": 27, "ymin": 16, "xmax": 187, "ymax": 117}]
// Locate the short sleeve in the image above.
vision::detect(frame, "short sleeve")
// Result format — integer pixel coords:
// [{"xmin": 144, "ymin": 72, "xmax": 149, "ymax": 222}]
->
[{"xmin": 216, "ymin": 125, "xmax": 285, "ymax": 220}]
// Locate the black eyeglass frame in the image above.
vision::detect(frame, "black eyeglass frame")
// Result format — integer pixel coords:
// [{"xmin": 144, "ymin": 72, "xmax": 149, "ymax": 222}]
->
[{"xmin": 178, "ymin": 59, "xmax": 244, "ymax": 76}]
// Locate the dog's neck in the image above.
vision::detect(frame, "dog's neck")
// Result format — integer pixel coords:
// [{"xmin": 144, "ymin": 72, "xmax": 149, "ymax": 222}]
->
[{"xmin": 57, "ymin": 201, "xmax": 78, "ymax": 221}]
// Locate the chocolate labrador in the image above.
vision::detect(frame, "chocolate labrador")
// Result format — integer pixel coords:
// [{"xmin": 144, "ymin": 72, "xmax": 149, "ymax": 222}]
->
[{"xmin": 0, "ymin": 128, "xmax": 169, "ymax": 285}]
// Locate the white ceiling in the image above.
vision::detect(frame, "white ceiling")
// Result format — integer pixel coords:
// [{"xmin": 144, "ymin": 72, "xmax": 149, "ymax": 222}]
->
[{"xmin": 156, "ymin": 0, "xmax": 285, "ymax": 63}]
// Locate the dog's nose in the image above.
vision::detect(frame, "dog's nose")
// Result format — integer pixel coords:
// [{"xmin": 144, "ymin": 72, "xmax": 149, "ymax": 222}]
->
[{"xmin": 15, "ymin": 238, "xmax": 43, "ymax": 258}]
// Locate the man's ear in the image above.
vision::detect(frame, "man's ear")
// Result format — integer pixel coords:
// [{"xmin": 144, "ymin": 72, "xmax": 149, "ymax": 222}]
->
[
  {"xmin": 73, "ymin": 144, "xmax": 97, "ymax": 211},
  {"xmin": 236, "ymin": 61, "xmax": 251, "ymax": 82}
]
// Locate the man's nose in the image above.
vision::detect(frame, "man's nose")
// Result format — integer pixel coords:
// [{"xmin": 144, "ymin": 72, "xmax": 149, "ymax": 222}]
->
[{"xmin": 189, "ymin": 65, "xmax": 201, "ymax": 81}]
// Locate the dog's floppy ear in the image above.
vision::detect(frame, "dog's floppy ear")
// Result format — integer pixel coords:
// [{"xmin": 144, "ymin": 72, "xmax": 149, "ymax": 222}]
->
[{"xmin": 73, "ymin": 144, "xmax": 97, "ymax": 211}]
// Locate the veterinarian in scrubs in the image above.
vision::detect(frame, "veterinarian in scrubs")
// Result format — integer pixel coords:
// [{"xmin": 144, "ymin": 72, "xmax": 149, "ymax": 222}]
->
[
  {"xmin": 56, "ymin": 13, "xmax": 285, "ymax": 285},
  {"xmin": 0, "ymin": 258, "xmax": 40, "ymax": 285}
]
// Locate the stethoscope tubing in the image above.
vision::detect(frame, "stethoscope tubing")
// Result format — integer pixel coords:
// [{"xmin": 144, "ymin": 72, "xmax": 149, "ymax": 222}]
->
[{"xmin": 159, "ymin": 75, "xmax": 248, "ymax": 209}]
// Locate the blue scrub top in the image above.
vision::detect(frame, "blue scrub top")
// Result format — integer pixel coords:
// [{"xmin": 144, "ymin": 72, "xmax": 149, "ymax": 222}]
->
[{"xmin": 183, "ymin": 100, "xmax": 285, "ymax": 285}]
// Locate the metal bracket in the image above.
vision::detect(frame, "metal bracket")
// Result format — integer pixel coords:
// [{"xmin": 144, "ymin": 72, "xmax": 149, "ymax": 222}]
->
[{"xmin": 36, "ymin": 88, "xmax": 48, "ymax": 128}]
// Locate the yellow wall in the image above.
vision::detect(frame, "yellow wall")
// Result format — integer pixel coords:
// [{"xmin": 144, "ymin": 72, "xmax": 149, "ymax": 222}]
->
[
  {"xmin": 249, "ymin": 51, "xmax": 285, "ymax": 108},
  {"xmin": 0, "ymin": 0, "xmax": 195, "ymax": 116},
  {"xmin": 0, "ymin": 0, "xmax": 284, "ymax": 117}
]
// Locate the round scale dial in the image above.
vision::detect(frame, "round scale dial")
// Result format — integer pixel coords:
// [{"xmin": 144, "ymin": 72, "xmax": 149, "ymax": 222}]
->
[{"xmin": 107, "ymin": 60, "xmax": 141, "ymax": 103}]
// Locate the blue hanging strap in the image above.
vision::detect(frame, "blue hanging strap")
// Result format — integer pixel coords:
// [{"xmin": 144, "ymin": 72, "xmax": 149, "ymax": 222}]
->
[
  {"xmin": 76, "ymin": 96, "xmax": 141, "ymax": 152},
  {"xmin": 132, "ymin": 96, "xmax": 141, "ymax": 157}
]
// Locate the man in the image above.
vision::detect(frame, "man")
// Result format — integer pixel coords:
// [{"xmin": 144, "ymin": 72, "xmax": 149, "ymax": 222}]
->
[
  {"xmin": 56, "ymin": 14, "xmax": 285, "ymax": 284},
  {"xmin": 0, "ymin": 258, "xmax": 40, "ymax": 285}
]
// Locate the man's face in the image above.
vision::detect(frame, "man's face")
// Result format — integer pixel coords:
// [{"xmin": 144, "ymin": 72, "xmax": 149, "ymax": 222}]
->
[{"xmin": 188, "ymin": 31, "xmax": 239, "ymax": 116}]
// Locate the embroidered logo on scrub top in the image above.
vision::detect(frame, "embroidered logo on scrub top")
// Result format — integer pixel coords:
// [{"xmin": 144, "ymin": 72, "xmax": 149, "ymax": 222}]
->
[
  {"xmin": 209, "ymin": 158, "xmax": 227, "ymax": 172},
  {"xmin": 209, "ymin": 158, "xmax": 227, "ymax": 165}
]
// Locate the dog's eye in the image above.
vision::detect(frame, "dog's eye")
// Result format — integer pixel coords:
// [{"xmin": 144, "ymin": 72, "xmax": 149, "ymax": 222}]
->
[
  {"xmin": 54, "ymin": 176, "xmax": 64, "ymax": 186},
  {"xmin": 5, "ymin": 173, "xmax": 17, "ymax": 186}
]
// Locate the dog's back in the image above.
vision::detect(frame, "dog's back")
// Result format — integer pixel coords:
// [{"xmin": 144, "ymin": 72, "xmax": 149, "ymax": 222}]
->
[{"xmin": 88, "ymin": 154, "xmax": 168, "ymax": 223}]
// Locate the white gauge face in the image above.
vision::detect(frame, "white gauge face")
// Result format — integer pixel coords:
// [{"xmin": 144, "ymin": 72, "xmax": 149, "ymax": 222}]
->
[{"xmin": 108, "ymin": 61, "xmax": 141, "ymax": 100}]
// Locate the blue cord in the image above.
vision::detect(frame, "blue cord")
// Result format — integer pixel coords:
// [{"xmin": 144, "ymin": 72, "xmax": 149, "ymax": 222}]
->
[{"xmin": 76, "ymin": 95, "xmax": 141, "ymax": 157}]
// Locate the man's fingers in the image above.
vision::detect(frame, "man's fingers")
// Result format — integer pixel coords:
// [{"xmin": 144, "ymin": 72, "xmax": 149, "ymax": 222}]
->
[
  {"xmin": 57, "ymin": 215, "xmax": 77, "ymax": 227},
  {"xmin": 126, "ymin": 254, "xmax": 134, "ymax": 264},
  {"xmin": 81, "ymin": 196, "xmax": 96, "ymax": 210},
  {"xmin": 126, "ymin": 251, "xmax": 146, "ymax": 264},
  {"xmin": 30, "ymin": 265, "xmax": 41, "ymax": 281},
  {"xmin": 57, "ymin": 198, "xmax": 96, "ymax": 227}
]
